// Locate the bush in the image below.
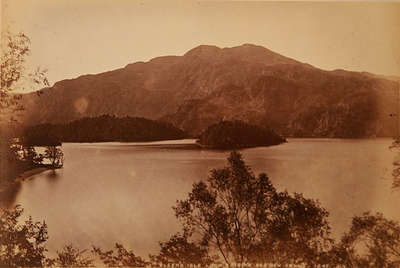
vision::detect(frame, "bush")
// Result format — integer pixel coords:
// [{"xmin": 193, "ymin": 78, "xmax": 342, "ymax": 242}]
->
[
  {"xmin": 170, "ymin": 151, "xmax": 332, "ymax": 265},
  {"xmin": 0, "ymin": 205, "xmax": 48, "ymax": 267}
]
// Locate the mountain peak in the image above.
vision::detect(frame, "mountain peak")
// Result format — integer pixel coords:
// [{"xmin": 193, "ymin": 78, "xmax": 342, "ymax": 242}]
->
[
  {"xmin": 182, "ymin": 44, "xmax": 300, "ymax": 66},
  {"xmin": 183, "ymin": 45, "xmax": 221, "ymax": 57},
  {"xmin": 239, "ymin": 43, "xmax": 265, "ymax": 48}
]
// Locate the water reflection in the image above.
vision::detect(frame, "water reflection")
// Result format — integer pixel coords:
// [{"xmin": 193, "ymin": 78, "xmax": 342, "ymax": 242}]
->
[
  {"xmin": 45, "ymin": 169, "xmax": 61, "ymax": 183},
  {"xmin": 11, "ymin": 138, "xmax": 400, "ymax": 257},
  {"xmin": 1, "ymin": 181, "xmax": 21, "ymax": 208}
]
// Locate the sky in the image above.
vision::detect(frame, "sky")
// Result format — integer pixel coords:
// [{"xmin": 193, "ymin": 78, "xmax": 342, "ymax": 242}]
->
[{"xmin": 2, "ymin": 0, "xmax": 400, "ymax": 92}]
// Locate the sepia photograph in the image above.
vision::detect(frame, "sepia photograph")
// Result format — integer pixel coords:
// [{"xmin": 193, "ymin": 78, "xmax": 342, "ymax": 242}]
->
[{"xmin": 1, "ymin": 0, "xmax": 400, "ymax": 267}]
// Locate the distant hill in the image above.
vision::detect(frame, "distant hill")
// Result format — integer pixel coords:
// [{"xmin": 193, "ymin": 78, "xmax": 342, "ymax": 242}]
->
[
  {"xmin": 21, "ymin": 44, "xmax": 399, "ymax": 138},
  {"xmin": 23, "ymin": 115, "xmax": 186, "ymax": 144},
  {"xmin": 197, "ymin": 120, "xmax": 286, "ymax": 149}
]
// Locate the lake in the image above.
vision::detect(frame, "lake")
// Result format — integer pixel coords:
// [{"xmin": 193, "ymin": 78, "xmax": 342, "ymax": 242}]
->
[{"xmin": 13, "ymin": 138, "xmax": 400, "ymax": 257}]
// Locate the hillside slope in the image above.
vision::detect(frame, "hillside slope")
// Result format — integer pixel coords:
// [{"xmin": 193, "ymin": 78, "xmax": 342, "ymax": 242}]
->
[{"xmin": 21, "ymin": 44, "xmax": 399, "ymax": 137}]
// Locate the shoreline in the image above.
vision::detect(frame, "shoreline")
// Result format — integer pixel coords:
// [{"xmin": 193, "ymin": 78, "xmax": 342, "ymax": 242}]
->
[{"xmin": 16, "ymin": 167, "xmax": 51, "ymax": 181}]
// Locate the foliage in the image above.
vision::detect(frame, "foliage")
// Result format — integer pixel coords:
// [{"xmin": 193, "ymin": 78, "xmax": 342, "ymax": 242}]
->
[
  {"xmin": 0, "ymin": 32, "xmax": 30, "ymax": 121},
  {"xmin": 44, "ymin": 146, "xmax": 64, "ymax": 169},
  {"xmin": 23, "ymin": 114, "xmax": 186, "ymax": 144},
  {"xmin": 46, "ymin": 244, "xmax": 94, "ymax": 267},
  {"xmin": 0, "ymin": 141, "xmax": 63, "ymax": 206},
  {"xmin": 0, "ymin": 31, "xmax": 50, "ymax": 206},
  {"xmin": 390, "ymin": 137, "xmax": 400, "ymax": 189},
  {"xmin": 0, "ymin": 31, "xmax": 48, "ymax": 123},
  {"xmin": 0, "ymin": 205, "xmax": 48, "ymax": 267},
  {"xmin": 336, "ymin": 212, "xmax": 400, "ymax": 267},
  {"xmin": 92, "ymin": 243, "xmax": 146, "ymax": 267},
  {"xmin": 172, "ymin": 151, "xmax": 332, "ymax": 266},
  {"xmin": 150, "ymin": 233, "xmax": 214, "ymax": 265},
  {"xmin": 198, "ymin": 120, "xmax": 285, "ymax": 149}
]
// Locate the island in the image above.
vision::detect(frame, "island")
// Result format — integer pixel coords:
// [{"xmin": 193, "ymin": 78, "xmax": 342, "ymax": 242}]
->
[{"xmin": 197, "ymin": 120, "xmax": 286, "ymax": 149}]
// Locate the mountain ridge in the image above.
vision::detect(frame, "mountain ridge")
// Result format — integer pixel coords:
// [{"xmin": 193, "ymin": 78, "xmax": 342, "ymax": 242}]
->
[{"xmin": 20, "ymin": 43, "xmax": 399, "ymax": 138}]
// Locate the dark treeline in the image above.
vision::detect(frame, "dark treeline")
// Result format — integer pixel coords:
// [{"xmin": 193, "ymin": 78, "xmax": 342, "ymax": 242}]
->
[
  {"xmin": 24, "ymin": 115, "xmax": 187, "ymax": 145},
  {"xmin": 198, "ymin": 120, "xmax": 286, "ymax": 149}
]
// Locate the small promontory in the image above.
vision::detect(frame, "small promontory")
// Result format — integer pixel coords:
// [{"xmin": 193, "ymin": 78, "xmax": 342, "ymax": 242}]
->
[{"xmin": 23, "ymin": 115, "xmax": 186, "ymax": 143}]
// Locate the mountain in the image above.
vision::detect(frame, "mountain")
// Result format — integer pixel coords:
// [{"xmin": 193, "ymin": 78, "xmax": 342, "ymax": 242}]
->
[{"xmin": 21, "ymin": 44, "xmax": 399, "ymax": 138}]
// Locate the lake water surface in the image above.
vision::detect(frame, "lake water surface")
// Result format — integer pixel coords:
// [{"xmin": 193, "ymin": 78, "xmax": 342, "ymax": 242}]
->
[{"xmin": 13, "ymin": 138, "xmax": 400, "ymax": 257}]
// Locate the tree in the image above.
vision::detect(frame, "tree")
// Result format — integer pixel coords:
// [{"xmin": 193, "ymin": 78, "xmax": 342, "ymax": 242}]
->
[
  {"xmin": 43, "ymin": 145, "xmax": 64, "ymax": 169},
  {"xmin": 390, "ymin": 137, "xmax": 400, "ymax": 189},
  {"xmin": 0, "ymin": 31, "xmax": 48, "ymax": 123},
  {"xmin": 172, "ymin": 151, "xmax": 332, "ymax": 266},
  {"xmin": 336, "ymin": 212, "xmax": 400, "ymax": 267},
  {"xmin": 150, "ymin": 232, "xmax": 214, "ymax": 266},
  {"xmin": 46, "ymin": 244, "xmax": 94, "ymax": 267},
  {"xmin": 0, "ymin": 31, "xmax": 49, "ymax": 205},
  {"xmin": 92, "ymin": 243, "xmax": 146, "ymax": 267},
  {"xmin": 0, "ymin": 205, "xmax": 49, "ymax": 267},
  {"xmin": 1, "ymin": 32, "xmax": 29, "ymax": 122}
]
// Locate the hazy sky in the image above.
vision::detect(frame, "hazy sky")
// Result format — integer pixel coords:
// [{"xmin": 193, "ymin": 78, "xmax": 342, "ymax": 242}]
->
[{"xmin": 2, "ymin": 0, "xmax": 400, "ymax": 91}]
